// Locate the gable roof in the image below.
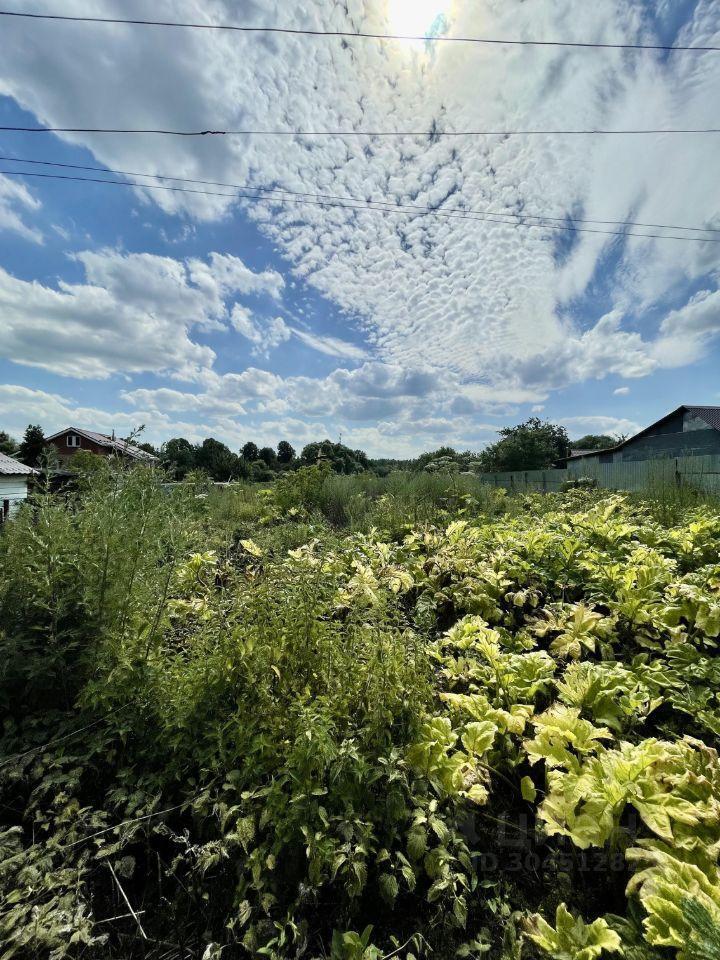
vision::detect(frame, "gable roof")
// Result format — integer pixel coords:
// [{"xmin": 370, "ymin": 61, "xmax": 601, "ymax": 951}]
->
[
  {"xmin": 684, "ymin": 406, "xmax": 720, "ymax": 431},
  {"xmin": 46, "ymin": 427, "xmax": 158, "ymax": 462},
  {"xmin": 568, "ymin": 405, "xmax": 720, "ymax": 461},
  {"xmin": 0, "ymin": 452, "xmax": 37, "ymax": 476}
]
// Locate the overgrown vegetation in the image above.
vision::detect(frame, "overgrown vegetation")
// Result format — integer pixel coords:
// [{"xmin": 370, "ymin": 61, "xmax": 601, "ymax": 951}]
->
[{"xmin": 2, "ymin": 463, "xmax": 720, "ymax": 959}]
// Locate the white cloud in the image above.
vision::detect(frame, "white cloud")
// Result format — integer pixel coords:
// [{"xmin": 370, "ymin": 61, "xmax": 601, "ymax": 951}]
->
[
  {"xmin": 291, "ymin": 327, "xmax": 369, "ymax": 361},
  {"xmin": 653, "ymin": 288, "xmax": 720, "ymax": 367},
  {"xmin": 4, "ymin": 0, "xmax": 716, "ymax": 400},
  {"xmin": 614, "ymin": 387, "xmax": 631, "ymax": 396},
  {"xmin": 0, "ymin": 175, "xmax": 43, "ymax": 243},
  {"xmin": 118, "ymin": 359, "xmax": 520, "ymax": 455},
  {"xmin": 0, "ymin": 249, "xmax": 283, "ymax": 380},
  {"xmin": 231, "ymin": 306, "xmax": 291, "ymax": 356},
  {"xmin": 0, "ymin": 0, "xmax": 718, "ymax": 450},
  {"xmin": 0, "ymin": 383, "xmax": 207, "ymax": 446},
  {"xmin": 188, "ymin": 254, "xmax": 284, "ymax": 302},
  {"xmin": 563, "ymin": 415, "xmax": 642, "ymax": 438}
]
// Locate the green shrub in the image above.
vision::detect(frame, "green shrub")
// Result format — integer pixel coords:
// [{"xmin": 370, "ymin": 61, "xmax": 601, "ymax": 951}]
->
[{"xmin": 3, "ymin": 473, "xmax": 720, "ymax": 958}]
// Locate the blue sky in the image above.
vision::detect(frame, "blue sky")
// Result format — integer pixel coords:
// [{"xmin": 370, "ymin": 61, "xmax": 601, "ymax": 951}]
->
[{"xmin": 0, "ymin": 0, "xmax": 719, "ymax": 456}]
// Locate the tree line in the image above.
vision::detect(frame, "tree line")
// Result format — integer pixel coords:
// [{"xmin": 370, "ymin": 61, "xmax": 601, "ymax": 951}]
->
[
  {"xmin": 161, "ymin": 437, "xmax": 371, "ymax": 481},
  {"xmin": 1, "ymin": 419, "xmax": 622, "ymax": 481}
]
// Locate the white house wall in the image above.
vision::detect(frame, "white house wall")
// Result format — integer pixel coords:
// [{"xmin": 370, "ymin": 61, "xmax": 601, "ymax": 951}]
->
[{"xmin": 0, "ymin": 477, "xmax": 30, "ymax": 517}]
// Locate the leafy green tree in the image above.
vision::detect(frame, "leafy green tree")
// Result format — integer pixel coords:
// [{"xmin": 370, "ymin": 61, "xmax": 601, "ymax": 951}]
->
[
  {"xmin": 258, "ymin": 446, "xmax": 277, "ymax": 468},
  {"xmin": 136, "ymin": 441, "xmax": 159, "ymax": 457},
  {"xmin": 0, "ymin": 431, "xmax": 18, "ymax": 456},
  {"xmin": 300, "ymin": 440, "xmax": 368, "ymax": 474},
  {"xmin": 572, "ymin": 434, "xmax": 617, "ymax": 451},
  {"xmin": 69, "ymin": 450, "xmax": 106, "ymax": 474},
  {"xmin": 413, "ymin": 447, "xmax": 458, "ymax": 471},
  {"xmin": 478, "ymin": 418, "xmax": 570, "ymax": 472},
  {"xmin": 250, "ymin": 459, "xmax": 276, "ymax": 482},
  {"xmin": 68, "ymin": 450, "xmax": 107, "ymax": 490},
  {"xmin": 241, "ymin": 441, "xmax": 259, "ymax": 462},
  {"xmin": 277, "ymin": 440, "xmax": 295, "ymax": 464},
  {"xmin": 18, "ymin": 424, "xmax": 46, "ymax": 468},
  {"xmin": 195, "ymin": 438, "xmax": 240, "ymax": 481},
  {"xmin": 162, "ymin": 437, "xmax": 196, "ymax": 479}
]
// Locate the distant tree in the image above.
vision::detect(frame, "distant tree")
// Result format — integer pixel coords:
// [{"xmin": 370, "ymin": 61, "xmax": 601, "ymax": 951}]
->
[
  {"xmin": 162, "ymin": 437, "xmax": 196, "ymax": 479},
  {"xmin": 413, "ymin": 447, "xmax": 458, "ymax": 471},
  {"xmin": 277, "ymin": 440, "xmax": 295, "ymax": 464},
  {"xmin": 195, "ymin": 438, "xmax": 240, "ymax": 482},
  {"xmin": 370, "ymin": 457, "xmax": 413, "ymax": 476},
  {"xmin": 352, "ymin": 448, "xmax": 370, "ymax": 470},
  {"xmin": 0, "ymin": 431, "xmax": 18, "ymax": 456},
  {"xmin": 70, "ymin": 449, "xmax": 106, "ymax": 472},
  {"xmin": 571, "ymin": 434, "xmax": 617, "ymax": 451},
  {"xmin": 424, "ymin": 457, "xmax": 461, "ymax": 474},
  {"xmin": 136, "ymin": 441, "xmax": 159, "ymax": 457},
  {"xmin": 241, "ymin": 441, "xmax": 259, "ymax": 462},
  {"xmin": 478, "ymin": 418, "xmax": 570, "ymax": 472},
  {"xmin": 258, "ymin": 446, "xmax": 277, "ymax": 468},
  {"xmin": 18, "ymin": 424, "xmax": 46, "ymax": 468},
  {"xmin": 250, "ymin": 459, "xmax": 276, "ymax": 482},
  {"xmin": 69, "ymin": 450, "xmax": 107, "ymax": 488},
  {"xmin": 300, "ymin": 440, "xmax": 368, "ymax": 474}
]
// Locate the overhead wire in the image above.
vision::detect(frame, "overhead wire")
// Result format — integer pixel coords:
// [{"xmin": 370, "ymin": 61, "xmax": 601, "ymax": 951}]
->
[
  {"xmin": 1, "ymin": 152, "xmax": 718, "ymax": 236},
  {"xmin": 1, "ymin": 11, "xmax": 716, "ymax": 242},
  {"xmin": 1, "ymin": 166, "xmax": 718, "ymax": 242},
  {"xmin": 0, "ymin": 9, "xmax": 718, "ymax": 52},
  {"xmin": 1, "ymin": 124, "xmax": 718, "ymax": 137}
]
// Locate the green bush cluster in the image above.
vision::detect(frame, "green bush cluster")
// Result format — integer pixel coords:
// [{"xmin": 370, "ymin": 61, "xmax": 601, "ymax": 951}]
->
[{"xmin": 2, "ymin": 471, "xmax": 720, "ymax": 959}]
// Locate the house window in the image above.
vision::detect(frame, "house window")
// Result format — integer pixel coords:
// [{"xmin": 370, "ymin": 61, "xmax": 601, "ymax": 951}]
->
[
  {"xmin": 67, "ymin": 434, "xmax": 81, "ymax": 448},
  {"xmin": 1, "ymin": 499, "xmax": 9, "ymax": 522}
]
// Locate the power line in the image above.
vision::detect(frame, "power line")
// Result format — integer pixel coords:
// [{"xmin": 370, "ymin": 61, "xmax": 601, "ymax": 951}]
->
[
  {"xmin": 2, "ymin": 152, "xmax": 718, "ymax": 235},
  {"xmin": 1, "ymin": 124, "xmax": 718, "ymax": 137},
  {"xmin": 2, "ymin": 167, "xmax": 718, "ymax": 243},
  {"xmin": 0, "ymin": 10, "xmax": 718, "ymax": 53}
]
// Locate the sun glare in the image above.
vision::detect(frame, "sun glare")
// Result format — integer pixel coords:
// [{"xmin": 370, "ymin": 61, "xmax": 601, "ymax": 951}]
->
[{"xmin": 386, "ymin": 0, "xmax": 449, "ymax": 44}]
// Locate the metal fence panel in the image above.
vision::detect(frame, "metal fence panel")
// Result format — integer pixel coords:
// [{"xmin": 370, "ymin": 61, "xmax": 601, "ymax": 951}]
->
[{"xmin": 476, "ymin": 456, "xmax": 720, "ymax": 494}]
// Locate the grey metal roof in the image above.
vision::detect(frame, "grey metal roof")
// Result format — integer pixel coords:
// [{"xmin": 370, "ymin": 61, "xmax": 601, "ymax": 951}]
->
[
  {"xmin": 0, "ymin": 452, "xmax": 36, "ymax": 476},
  {"xmin": 684, "ymin": 406, "xmax": 720, "ymax": 431},
  {"xmin": 567, "ymin": 405, "xmax": 720, "ymax": 460},
  {"xmin": 46, "ymin": 427, "xmax": 158, "ymax": 462}
]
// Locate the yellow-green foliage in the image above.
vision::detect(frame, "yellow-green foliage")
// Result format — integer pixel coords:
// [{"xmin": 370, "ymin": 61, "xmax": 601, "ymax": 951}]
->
[
  {"xmin": 2, "ymin": 474, "xmax": 720, "ymax": 959},
  {"xmin": 526, "ymin": 904, "xmax": 622, "ymax": 960}
]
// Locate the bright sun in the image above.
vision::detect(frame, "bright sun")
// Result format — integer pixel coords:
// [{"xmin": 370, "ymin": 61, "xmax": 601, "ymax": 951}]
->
[{"xmin": 386, "ymin": 0, "xmax": 449, "ymax": 41}]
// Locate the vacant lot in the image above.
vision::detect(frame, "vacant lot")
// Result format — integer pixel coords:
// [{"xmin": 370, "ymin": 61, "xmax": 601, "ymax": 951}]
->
[{"xmin": 1, "ymin": 466, "xmax": 719, "ymax": 959}]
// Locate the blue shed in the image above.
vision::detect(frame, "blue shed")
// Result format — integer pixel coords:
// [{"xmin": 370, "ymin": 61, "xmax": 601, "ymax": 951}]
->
[{"xmin": 567, "ymin": 406, "xmax": 720, "ymax": 470}]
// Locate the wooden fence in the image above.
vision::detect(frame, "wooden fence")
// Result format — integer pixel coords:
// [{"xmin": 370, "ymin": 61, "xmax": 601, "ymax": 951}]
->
[{"xmin": 477, "ymin": 455, "xmax": 720, "ymax": 494}]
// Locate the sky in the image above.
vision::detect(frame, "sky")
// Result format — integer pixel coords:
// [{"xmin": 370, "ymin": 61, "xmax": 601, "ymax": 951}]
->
[{"xmin": 0, "ymin": 0, "xmax": 719, "ymax": 457}]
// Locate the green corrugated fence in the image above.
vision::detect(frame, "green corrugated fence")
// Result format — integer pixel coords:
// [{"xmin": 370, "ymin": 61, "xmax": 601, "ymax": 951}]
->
[
  {"xmin": 567, "ymin": 454, "xmax": 720, "ymax": 493},
  {"xmin": 477, "ymin": 455, "xmax": 720, "ymax": 494},
  {"xmin": 476, "ymin": 469, "xmax": 568, "ymax": 491}
]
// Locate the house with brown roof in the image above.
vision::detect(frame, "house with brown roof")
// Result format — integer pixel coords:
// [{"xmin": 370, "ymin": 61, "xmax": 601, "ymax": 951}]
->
[
  {"xmin": 0, "ymin": 452, "xmax": 37, "ymax": 522},
  {"xmin": 46, "ymin": 428, "xmax": 159, "ymax": 466}
]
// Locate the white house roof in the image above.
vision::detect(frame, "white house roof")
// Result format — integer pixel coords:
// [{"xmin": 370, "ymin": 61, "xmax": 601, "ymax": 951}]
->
[
  {"xmin": 0, "ymin": 452, "xmax": 37, "ymax": 476},
  {"xmin": 46, "ymin": 427, "xmax": 158, "ymax": 462}
]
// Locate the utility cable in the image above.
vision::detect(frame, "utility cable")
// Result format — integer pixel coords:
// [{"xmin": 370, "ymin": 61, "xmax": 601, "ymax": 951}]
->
[
  {"xmin": 2, "ymin": 152, "xmax": 717, "ymax": 234},
  {"xmin": 2, "ymin": 166, "xmax": 718, "ymax": 242},
  {"xmin": 0, "ymin": 10, "xmax": 718, "ymax": 53},
  {"xmin": 1, "ymin": 124, "xmax": 718, "ymax": 137}
]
